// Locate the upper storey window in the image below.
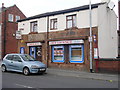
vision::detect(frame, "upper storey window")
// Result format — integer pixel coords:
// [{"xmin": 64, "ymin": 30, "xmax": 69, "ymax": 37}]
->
[
  {"xmin": 30, "ymin": 21, "xmax": 38, "ymax": 33},
  {"xmin": 50, "ymin": 18, "xmax": 57, "ymax": 30},
  {"xmin": 8, "ymin": 14, "xmax": 13, "ymax": 22},
  {"xmin": 66, "ymin": 14, "xmax": 76, "ymax": 29},
  {"xmin": 16, "ymin": 16, "xmax": 20, "ymax": 22}
]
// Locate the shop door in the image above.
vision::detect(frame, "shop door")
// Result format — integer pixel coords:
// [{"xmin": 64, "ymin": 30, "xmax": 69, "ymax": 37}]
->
[
  {"xmin": 36, "ymin": 46, "xmax": 42, "ymax": 61},
  {"xmin": 30, "ymin": 47, "xmax": 36, "ymax": 59}
]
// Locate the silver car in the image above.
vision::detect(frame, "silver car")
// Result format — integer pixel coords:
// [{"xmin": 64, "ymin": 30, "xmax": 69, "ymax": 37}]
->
[{"xmin": 1, "ymin": 54, "xmax": 46, "ymax": 75}]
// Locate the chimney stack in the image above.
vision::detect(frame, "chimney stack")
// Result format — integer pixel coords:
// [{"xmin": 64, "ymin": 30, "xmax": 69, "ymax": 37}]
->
[{"xmin": 2, "ymin": 3, "xmax": 4, "ymax": 8}]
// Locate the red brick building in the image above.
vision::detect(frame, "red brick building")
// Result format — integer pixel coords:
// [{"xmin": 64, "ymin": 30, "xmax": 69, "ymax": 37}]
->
[
  {"xmin": 18, "ymin": 3, "xmax": 119, "ymax": 73},
  {"xmin": 0, "ymin": 3, "xmax": 26, "ymax": 59}
]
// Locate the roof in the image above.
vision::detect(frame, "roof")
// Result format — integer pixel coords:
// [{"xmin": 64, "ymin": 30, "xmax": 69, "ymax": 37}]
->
[{"xmin": 18, "ymin": 3, "xmax": 105, "ymax": 22}]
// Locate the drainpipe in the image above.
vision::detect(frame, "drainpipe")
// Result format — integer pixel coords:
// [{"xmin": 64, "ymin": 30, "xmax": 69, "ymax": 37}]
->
[
  {"xmin": 3, "ymin": 9, "xmax": 6, "ymax": 58},
  {"xmin": 46, "ymin": 16, "xmax": 49, "ymax": 68},
  {"xmin": 0, "ymin": 24, "xmax": 2, "ymax": 60},
  {"xmin": 2, "ymin": 5, "xmax": 7, "ymax": 58}
]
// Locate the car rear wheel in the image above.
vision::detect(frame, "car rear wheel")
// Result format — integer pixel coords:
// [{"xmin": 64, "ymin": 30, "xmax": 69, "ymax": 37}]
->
[
  {"xmin": 1, "ymin": 65, "xmax": 6, "ymax": 72},
  {"xmin": 23, "ymin": 67, "xmax": 30, "ymax": 76}
]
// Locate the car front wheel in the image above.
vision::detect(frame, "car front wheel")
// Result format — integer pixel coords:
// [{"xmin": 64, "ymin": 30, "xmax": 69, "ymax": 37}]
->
[
  {"xmin": 23, "ymin": 67, "xmax": 30, "ymax": 76},
  {"xmin": 1, "ymin": 65, "xmax": 6, "ymax": 72}
]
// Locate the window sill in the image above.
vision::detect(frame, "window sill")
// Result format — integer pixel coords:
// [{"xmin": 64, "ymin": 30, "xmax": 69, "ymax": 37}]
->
[
  {"xmin": 65, "ymin": 27, "xmax": 78, "ymax": 30},
  {"xmin": 50, "ymin": 28, "xmax": 57, "ymax": 30},
  {"xmin": 29, "ymin": 32, "xmax": 38, "ymax": 34}
]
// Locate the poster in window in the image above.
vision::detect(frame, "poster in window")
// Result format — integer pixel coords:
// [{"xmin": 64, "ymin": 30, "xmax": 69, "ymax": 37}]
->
[
  {"xmin": 20, "ymin": 47, "xmax": 25, "ymax": 54},
  {"xmin": 52, "ymin": 46, "xmax": 64, "ymax": 62},
  {"xmin": 94, "ymin": 48, "xmax": 98, "ymax": 59}
]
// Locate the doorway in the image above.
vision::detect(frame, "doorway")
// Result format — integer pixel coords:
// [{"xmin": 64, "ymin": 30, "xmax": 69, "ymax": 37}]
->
[{"xmin": 29, "ymin": 46, "xmax": 42, "ymax": 61}]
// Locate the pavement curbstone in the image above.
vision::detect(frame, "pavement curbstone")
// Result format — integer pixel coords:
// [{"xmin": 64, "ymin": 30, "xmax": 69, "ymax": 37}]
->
[{"xmin": 47, "ymin": 68, "xmax": 119, "ymax": 82}]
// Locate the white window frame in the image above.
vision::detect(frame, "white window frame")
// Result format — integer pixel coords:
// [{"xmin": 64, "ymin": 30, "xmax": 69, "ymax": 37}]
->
[
  {"xmin": 50, "ymin": 18, "xmax": 57, "ymax": 30},
  {"xmin": 16, "ymin": 16, "xmax": 20, "ymax": 22},
  {"xmin": 66, "ymin": 14, "xmax": 76, "ymax": 29},
  {"xmin": 30, "ymin": 21, "xmax": 38, "ymax": 32},
  {"xmin": 8, "ymin": 14, "xmax": 14, "ymax": 22}
]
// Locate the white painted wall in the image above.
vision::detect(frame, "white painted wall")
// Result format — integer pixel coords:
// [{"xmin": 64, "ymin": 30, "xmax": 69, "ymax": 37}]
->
[
  {"xmin": 98, "ymin": 3, "xmax": 118, "ymax": 58},
  {"xmin": 18, "ymin": 8, "xmax": 98, "ymax": 34},
  {"xmin": 18, "ymin": 20, "xmax": 30, "ymax": 34}
]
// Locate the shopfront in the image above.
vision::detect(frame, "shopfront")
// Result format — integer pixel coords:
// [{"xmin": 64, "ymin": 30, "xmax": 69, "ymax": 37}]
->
[
  {"xmin": 49, "ymin": 40, "xmax": 84, "ymax": 63},
  {"xmin": 27, "ymin": 42, "xmax": 42, "ymax": 61}
]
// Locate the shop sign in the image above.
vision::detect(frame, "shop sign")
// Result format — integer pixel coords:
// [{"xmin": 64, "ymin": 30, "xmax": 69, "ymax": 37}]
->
[
  {"xmin": 16, "ymin": 30, "xmax": 22, "ymax": 39},
  {"xmin": 49, "ymin": 40, "xmax": 84, "ymax": 45},
  {"xmin": 27, "ymin": 42, "xmax": 42, "ymax": 46}
]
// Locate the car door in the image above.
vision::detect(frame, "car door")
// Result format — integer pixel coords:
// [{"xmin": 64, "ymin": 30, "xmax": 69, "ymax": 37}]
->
[
  {"xmin": 11, "ymin": 55, "xmax": 23, "ymax": 71},
  {"xmin": 4, "ymin": 55, "xmax": 14, "ymax": 70}
]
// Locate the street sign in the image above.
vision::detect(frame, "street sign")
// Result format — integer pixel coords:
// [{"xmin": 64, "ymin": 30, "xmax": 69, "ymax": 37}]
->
[{"xmin": 89, "ymin": 36, "xmax": 93, "ymax": 42}]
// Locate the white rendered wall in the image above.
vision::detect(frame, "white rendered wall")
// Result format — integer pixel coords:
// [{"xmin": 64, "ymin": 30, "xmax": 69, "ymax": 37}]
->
[
  {"xmin": 98, "ymin": 4, "xmax": 118, "ymax": 58},
  {"xmin": 18, "ymin": 8, "xmax": 98, "ymax": 34}
]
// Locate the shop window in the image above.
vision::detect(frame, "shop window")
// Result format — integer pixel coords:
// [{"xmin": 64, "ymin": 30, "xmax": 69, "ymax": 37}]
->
[
  {"xmin": 52, "ymin": 46, "xmax": 64, "ymax": 62},
  {"xmin": 69, "ymin": 45, "xmax": 84, "ymax": 63},
  {"xmin": 20, "ymin": 47, "xmax": 25, "ymax": 54}
]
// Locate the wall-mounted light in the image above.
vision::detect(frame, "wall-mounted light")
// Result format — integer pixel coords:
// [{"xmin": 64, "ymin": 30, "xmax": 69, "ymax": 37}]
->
[{"xmin": 12, "ymin": 33, "xmax": 16, "ymax": 37}]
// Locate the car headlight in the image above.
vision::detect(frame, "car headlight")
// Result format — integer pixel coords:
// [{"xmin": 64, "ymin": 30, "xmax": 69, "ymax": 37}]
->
[{"xmin": 31, "ymin": 65, "xmax": 39, "ymax": 69}]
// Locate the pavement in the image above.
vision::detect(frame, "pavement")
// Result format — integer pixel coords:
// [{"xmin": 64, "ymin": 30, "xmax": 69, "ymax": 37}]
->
[{"xmin": 47, "ymin": 68, "xmax": 119, "ymax": 82}]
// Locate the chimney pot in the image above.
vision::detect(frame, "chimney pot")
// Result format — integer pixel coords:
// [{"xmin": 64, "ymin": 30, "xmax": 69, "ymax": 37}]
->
[{"xmin": 2, "ymin": 3, "xmax": 4, "ymax": 7}]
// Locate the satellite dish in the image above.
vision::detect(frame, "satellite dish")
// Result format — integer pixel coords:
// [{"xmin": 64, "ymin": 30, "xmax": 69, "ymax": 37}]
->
[
  {"xmin": 108, "ymin": 1, "xmax": 115, "ymax": 10},
  {"xmin": 101, "ymin": 0, "xmax": 110, "ymax": 3}
]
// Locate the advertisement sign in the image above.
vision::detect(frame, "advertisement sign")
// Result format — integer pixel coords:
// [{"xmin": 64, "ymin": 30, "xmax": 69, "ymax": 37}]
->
[
  {"xmin": 52, "ymin": 46, "xmax": 64, "ymax": 62},
  {"xmin": 49, "ymin": 40, "xmax": 84, "ymax": 45},
  {"xmin": 27, "ymin": 42, "xmax": 42, "ymax": 46}
]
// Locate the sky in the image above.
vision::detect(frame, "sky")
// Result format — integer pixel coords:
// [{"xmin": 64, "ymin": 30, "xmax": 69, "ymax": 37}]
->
[{"xmin": 0, "ymin": 0, "xmax": 118, "ymax": 17}]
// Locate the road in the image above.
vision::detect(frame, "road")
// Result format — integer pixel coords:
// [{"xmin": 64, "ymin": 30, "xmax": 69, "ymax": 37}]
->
[{"xmin": 2, "ymin": 71, "xmax": 118, "ymax": 89}]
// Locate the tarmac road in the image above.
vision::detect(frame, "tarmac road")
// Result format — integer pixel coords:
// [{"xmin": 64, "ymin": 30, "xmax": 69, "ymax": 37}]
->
[{"xmin": 2, "ymin": 71, "xmax": 118, "ymax": 89}]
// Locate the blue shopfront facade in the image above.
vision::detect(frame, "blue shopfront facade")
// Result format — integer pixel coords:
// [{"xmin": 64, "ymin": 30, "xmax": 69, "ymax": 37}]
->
[{"xmin": 50, "ymin": 40, "xmax": 84, "ymax": 63}]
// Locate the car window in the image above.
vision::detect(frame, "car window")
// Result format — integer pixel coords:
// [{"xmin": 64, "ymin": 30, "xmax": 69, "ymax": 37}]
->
[
  {"xmin": 20, "ymin": 54, "xmax": 35, "ymax": 61},
  {"xmin": 13, "ymin": 55, "xmax": 21, "ymax": 61},
  {"xmin": 5, "ymin": 55, "xmax": 13, "ymax": 60}
]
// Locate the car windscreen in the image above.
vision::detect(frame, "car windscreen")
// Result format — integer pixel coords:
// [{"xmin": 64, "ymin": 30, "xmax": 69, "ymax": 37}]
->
[{"xmin": 20, "ymin": 54, "xmax": 36, "ymax": 61}]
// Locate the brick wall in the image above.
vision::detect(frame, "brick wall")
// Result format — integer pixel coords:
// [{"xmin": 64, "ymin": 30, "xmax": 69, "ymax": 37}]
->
[
  {"xmin": 48, "ymin": 27, "xmax": 98, "ymax": 72},
  {"xmin": 1, "ymin": 5, "xmax": 26, "ymax": 58},
  {"xmin": 18, "ymin": 27, "xmax": 98, "ymax": 72},
  {"xmin": 96, "ymin": 59, "xmax": 120, "ymax": 73}
]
